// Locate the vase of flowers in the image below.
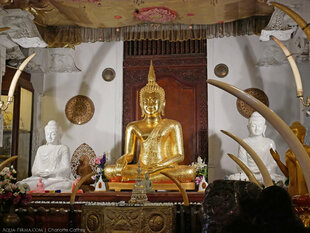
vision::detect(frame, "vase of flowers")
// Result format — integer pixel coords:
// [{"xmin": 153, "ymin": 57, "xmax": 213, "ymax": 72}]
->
[
  {"xmin": 0, "ymin": 165, "xmax": 32, "ymax": 227},
  {"xmin": 93, "ymin": 153, "xmax": 109, "ymax": 191},
  {"xmin": 191, "ymin": 156, "xmax": 208, "ymax": 191}
]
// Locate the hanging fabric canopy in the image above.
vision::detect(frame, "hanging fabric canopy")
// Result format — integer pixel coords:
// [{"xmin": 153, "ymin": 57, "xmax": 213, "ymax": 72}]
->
[{"xmin": 1, "ymin": 0, "xmax": 273, "ymax": 47}]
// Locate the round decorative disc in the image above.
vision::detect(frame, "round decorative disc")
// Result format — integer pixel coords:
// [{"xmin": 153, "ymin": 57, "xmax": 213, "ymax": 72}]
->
[
  {"xmin": 65, "ymin": 95, "xmax": 95, "ymax": 125},
  {"xmin": 214, "ymin": 63, "xmax": 229, "ymax": 78},
  {"xmin": 236, "ymin": 88, "xmax": 269, "ymax": 118},
  {"xmin": 102, "ymin": 68, "xmax": 116, "ymax": 82}
]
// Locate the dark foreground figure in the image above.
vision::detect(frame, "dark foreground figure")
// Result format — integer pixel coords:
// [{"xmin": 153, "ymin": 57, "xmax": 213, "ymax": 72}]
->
[{"xmin": 202, "ymin": 180, "xmax": 310, "ymax": 233}]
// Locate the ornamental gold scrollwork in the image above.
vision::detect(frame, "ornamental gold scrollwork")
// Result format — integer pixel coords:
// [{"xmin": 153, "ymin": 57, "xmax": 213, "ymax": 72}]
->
[{"xmin": 82, "ymin": 205, "xmax": 173, "ymax": 233}]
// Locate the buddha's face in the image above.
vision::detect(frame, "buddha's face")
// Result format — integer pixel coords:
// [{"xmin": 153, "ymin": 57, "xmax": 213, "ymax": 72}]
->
[
  {"xmin": 142, "ymin": 92, "xmax": 161, "ymax": 116},
  {"xmin": 248, "ymin": 120, "xmax": 266, "ymax": 136},
  {"xmin": 45, "ymin": 128, "xmax": 58, "ymax": 145}
]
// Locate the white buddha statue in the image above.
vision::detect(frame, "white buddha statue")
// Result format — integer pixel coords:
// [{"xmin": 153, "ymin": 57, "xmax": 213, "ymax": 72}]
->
[
  {"xmin": 20, "ymin": 120, "xmax": 74, "ymax": 191},
  {"xmin": 229, "ymin": 112, "xmax": 284, "ymax": 183}
]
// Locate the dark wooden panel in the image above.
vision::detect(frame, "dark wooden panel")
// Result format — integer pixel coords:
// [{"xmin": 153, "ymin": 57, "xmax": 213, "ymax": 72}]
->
[
  {"xmin": 124, "ymin": 39, "xmax": 206, "ymax": 57},
  {"xmin": 123, "ymin": 50, "xmax": 208, "ymax": 164}
]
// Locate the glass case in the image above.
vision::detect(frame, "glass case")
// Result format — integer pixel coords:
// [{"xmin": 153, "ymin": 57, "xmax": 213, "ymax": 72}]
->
[{"xmin": 0, "ymin": 67, "xmax": 33, "ymax": 181}]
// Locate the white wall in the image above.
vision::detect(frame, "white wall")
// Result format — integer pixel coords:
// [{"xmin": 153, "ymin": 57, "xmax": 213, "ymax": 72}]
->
[
  {"xmin": 207, "ymin": 35, "xmax": 310, "ymax": 182},
  {"xmin": 40, "ymin": 42, "xmax": 123, "ymax": 162},
  {"xmin": 33, "ymin": 37, "xmax": 310, "ymax": 181}
]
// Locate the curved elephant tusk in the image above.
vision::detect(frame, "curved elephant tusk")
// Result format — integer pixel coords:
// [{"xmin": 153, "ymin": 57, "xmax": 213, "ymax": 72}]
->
[
  {"xmin": 208, "ymin": 79, "xmax": 310, "ymax": 192},
  {"xmin": 270, "ymin": 2, "xmax": 310, "ymax": 41},
  {"xmin": 70, "ymin": 172, "xmax": 97, "ymax": 205},
  {"xmin": 0, "ymin": 27, "xmax": 10, "ymax": 32},
  {"xmin": 161, "ymin": 171, "xmax": 189, "ymax": 206},
  {"xmin": 271, "ymin": 36, "xmax": 303, "ymax": 97},
  {"xmin": 8, "ymin": 53, "xmax": 36, "ymax": 98},
  {"xmin": 227, "ymin": 153, "xmax": 262, "ymax": 189},
  {"xmin": 221, "ymin": 130, "xmax": 273, "ymax": 187},
  {"xmin": 0, "ymin": 155, "xmax": 18, "ymax": 172}
]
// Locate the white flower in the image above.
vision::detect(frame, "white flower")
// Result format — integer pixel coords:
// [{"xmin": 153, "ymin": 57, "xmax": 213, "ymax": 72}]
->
[
  {"xmin": 191, "ymin": 156, "xmax": 207, "ymax": 170},
  {"xmin": 0, "ymin": 167, "xmax": 9, "ymax": 176}
]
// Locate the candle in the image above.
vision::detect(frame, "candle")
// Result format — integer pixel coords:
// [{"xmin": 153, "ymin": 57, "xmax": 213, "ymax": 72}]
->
[
  {"xmin": 207, "ymin": 79, "xmax": 310, "ymax": 192},
  {"xmin": 8, "ymin": 53, "xmax": 36, "ymax": 98},
  {"xmin": 271, "ymin": 36, "xmax": 303, "ymax": 97}
]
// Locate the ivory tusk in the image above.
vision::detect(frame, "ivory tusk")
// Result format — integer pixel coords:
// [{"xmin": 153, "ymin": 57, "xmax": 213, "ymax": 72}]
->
[
  {"xmin": 0, "ymin": 155, "xmax": 18, "ymax": 172},
  {"xmin": 271, "ymin": 36, "xmax": 303, "ymax": 97},
  {"xmin": 70, "ymin": 171, "xmax": 96, "ymax": 205},
  {"xmin": 227, "ymin": 153, "xmax": 262, "ymax": 189},
  {"xmin": 208, "ymin": 79, "xmax": 310, "ymax": 192},
  {"xmin": 8, "ymin": 53, "xmax": 36, "ymax": 98},
  {"xmin": 0, "ymin": 27, "xmax": 10, "ymax": 32},
  {"xmin": 270, "ymin": 2, "xmax": 310, "ymax": 41},
  {"xmin": 161, "ymin": 171, "xmax": 189, "ymax": 206},
  {"xmin": 221, "ymin": 130, "xmax": 273, "ymax": 187}
]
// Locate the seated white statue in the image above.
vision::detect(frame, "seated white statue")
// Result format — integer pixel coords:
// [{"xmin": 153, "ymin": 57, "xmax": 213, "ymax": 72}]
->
[
  {"xmin": 20, "ymin": 120, "xmax": 73, "ymax": 191},
  {"xmin": 228, "ymin": 112, "xmax": 284, "ymax": 183}
]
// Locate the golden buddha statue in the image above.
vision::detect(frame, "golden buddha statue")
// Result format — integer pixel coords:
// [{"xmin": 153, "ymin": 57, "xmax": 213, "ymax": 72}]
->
[
  {"xmin": 270, "ymin": 122, "xmax": 310, "ymax": 196},
  {"xmin": 104, "ymin": 61, "xmax": 196, "ymax": 183}
]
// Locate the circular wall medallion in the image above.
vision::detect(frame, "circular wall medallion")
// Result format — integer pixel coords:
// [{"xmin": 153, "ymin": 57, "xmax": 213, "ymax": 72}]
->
[
  {"xmin": 236, "ymin": 88, "xmax": 269, "ymax": 118},
  {"xmin": 65, "ymin": 95, "xmax": 95, "ymax": 125},
  {"xmin": 102, "ymin": 68, "xmax": 116, "ymax": 82},
  {"xmin": 214, "ymin": 63, "xmax": 229, "ymax": 78}
]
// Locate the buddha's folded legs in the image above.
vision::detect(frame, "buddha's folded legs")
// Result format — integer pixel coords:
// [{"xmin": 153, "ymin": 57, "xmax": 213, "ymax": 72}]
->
[{"xmin": 105, "ymin": 164, "xmax": 196, "ymax": 182}]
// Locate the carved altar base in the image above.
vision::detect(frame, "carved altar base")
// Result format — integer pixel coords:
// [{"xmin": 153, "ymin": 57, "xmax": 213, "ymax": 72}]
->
[
  {"xmin": 82, "ymin": 204, "xmax": 174, "ymax": 233},
  {"xmin": 107, "ymin": 182, "xmax": 195, "ymax": 192},
  {"xmin": 4, "ymin": 192, "xmax": 203, "ymax": 233}
]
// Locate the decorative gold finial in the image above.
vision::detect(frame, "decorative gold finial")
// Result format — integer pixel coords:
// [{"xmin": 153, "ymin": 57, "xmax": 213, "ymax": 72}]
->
[{"xmin": 148, "ymin": 60, "xmax": 156, "ymax": 82}]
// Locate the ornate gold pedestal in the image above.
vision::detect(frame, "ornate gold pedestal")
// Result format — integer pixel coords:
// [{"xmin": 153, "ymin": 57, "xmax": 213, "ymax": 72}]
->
[
  {"xmin": 108, "ymin": 182, "xmax": 195, "ymax": 192},
  {"xmin": 81, "ymin": 205, "xmax": 174, "ymax": 233},
  {"xmin": 292, "ymin": 194, "xmax": 310, "ymax": 227}
]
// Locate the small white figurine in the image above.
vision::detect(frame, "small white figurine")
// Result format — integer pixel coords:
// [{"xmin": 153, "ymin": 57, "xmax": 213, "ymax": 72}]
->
[
  {"xmin": 95, "ymin": 176, "xmax": 106, "ymax": 191},
  {"xmin": 20, "ymin": 120, "xmax": 74, "ymax": 191},
  {"xmin": 198, "ymin": 176, "xmax": 208, "ymax": 192}
]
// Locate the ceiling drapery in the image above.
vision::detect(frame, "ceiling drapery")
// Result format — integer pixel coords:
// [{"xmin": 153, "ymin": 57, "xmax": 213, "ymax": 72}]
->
[
  {"xmin": 1, "ymin": 0, "xmax": 273, "ymax": 47},
  {"xmin": 23, "ymin": 0, "xmax": 273, "ymax": 28},
  {"xmin": 37, "ymin": 16, "xmax": 270, "ymax": 48}
]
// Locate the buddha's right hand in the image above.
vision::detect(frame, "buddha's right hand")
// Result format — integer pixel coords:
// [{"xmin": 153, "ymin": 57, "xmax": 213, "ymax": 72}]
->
[{"xmin": 270, "ymin": 148, "xmax": 280, "ymax": 161}]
